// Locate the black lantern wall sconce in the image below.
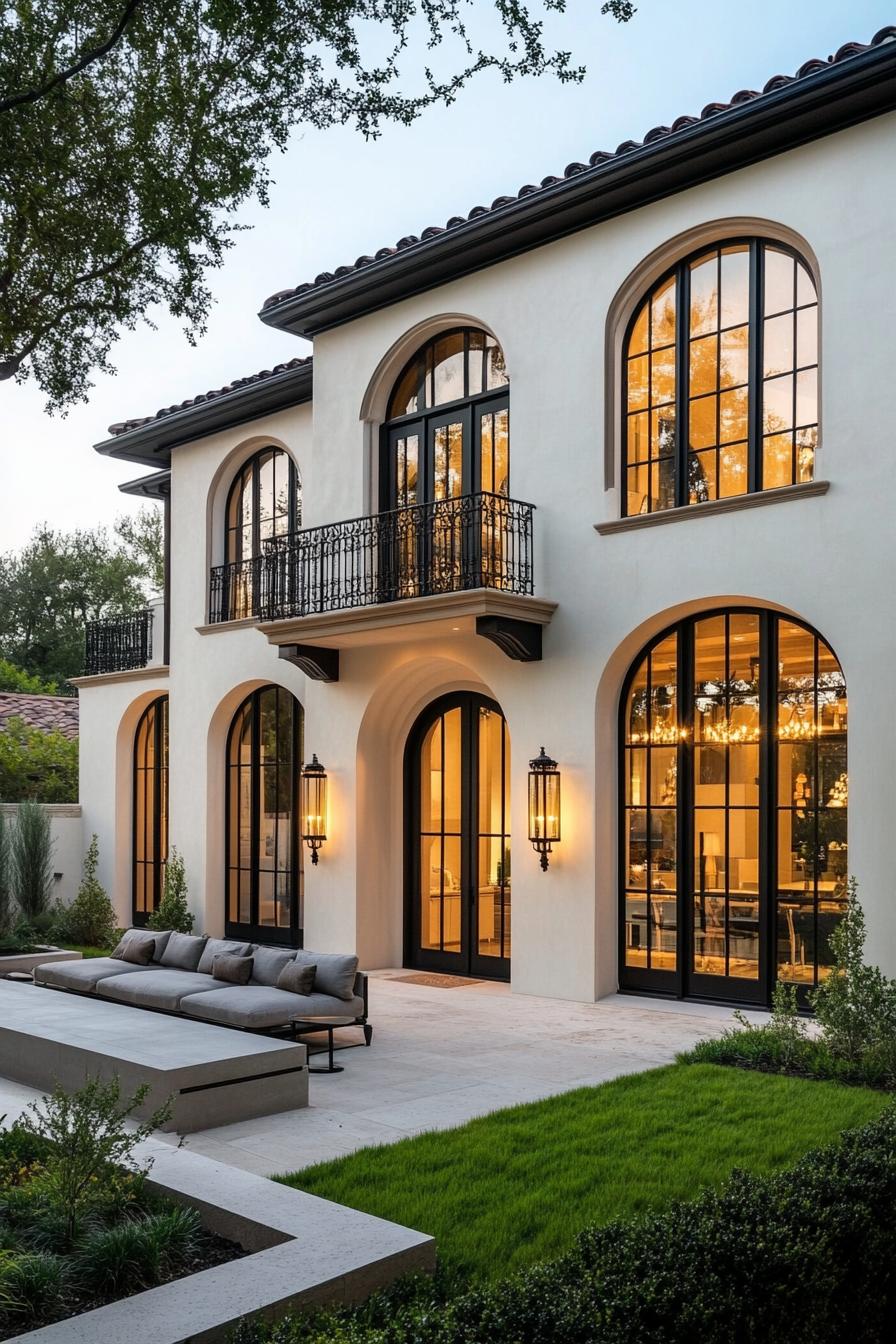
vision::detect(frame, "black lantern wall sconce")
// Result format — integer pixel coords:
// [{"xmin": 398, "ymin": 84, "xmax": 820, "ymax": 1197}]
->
[
  {"xmin": 528, "ymin": 747, "xmax": 561, "ymax": 870},
  {"xmin": 300, "ymin": 754, "xmax": 328, "ymax": 864}
]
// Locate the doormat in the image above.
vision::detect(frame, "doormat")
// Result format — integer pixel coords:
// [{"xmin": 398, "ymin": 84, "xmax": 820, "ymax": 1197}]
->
[{"xmin": 391, "ymin": 973, "xmax": 483, "ymax": 989}]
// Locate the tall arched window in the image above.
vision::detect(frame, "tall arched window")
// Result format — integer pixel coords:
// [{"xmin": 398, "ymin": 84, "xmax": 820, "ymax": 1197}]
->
[
  {"xmin": 622, "ymin": 241, "xmax": 818, "ymax": 516},
  {"xmin": 382, "ymin": 328, "xmax": 509, "ymax": 510},
  {"xmin": 226, "ymin": 685, "xmax": 302, "ymax": 945},
  {"xmin": 226, "ymin": 447, "xmax": 301, "ymax": 564},
  {"xmin": 620, "ymin": 610, "xmax": 847, "ymax": 1006},
  {"xmin": 133, "ymin": 695, "xmax": 168, "ymax": 925}
]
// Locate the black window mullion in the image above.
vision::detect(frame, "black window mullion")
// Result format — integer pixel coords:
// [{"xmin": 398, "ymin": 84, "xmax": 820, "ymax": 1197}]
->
[
  {"xmin": 678, "ymin": 622, "xmax": 694, "ymax": 993},
  {"xmin": 748, "ymin": 240, "xmax": 763, "ymax": 493},
  {"xmin": 675, "ymin": 262, "xmax": 690, "ymax": 508},
  {"xmin": 760, "ymin": 611, "xmax": 776, "ymax": 1000}
]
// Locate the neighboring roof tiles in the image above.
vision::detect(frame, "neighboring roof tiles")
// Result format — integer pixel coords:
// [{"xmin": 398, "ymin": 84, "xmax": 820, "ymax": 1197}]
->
[
  {"xmin": 261, "ymin": 26, "xmax": 896, "ymax": 338},
  {"xmin": 97, "ymin": 355, "xmax": 313, "ymax": 468},
  {"xmin": 0, "ymin": 694, "xmax": 79, "ymax": 740}
]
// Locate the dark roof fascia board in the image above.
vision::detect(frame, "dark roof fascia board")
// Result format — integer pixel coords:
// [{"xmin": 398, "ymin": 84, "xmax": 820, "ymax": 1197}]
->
[
  {"xmin": 261, "ymin": 41, "xmax": 896, "ymax": 339},
  {"xmin": 118, "ymin": 469, "xmax": 171, "ymax": 499},
  {"xmin": 95, "ymin": 363, "xmax": 313, "ymax": 468}
]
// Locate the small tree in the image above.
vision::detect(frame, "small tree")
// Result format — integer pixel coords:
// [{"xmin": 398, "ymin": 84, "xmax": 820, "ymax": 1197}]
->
[
  {"xmin": 11, "ymin": 800, "xmax": 54, "ymax": 926},
  {"xmin": 14, "ymin": 1076, "xmax": 171, "ymax": 1243},
  {"xmin": 812, "ymin": 878, "xmax": 895, "ymax": 1065},
  {"xmin": 147, "ymin": 848, "xmax": 193, "ymax": 934},
  {"xmin": 54, "ymin": 835, "xmax": 117, "ymax": 950},
  {"xmin": 0, "ymin": 717, "xmax": 78, "ymax": 804}
]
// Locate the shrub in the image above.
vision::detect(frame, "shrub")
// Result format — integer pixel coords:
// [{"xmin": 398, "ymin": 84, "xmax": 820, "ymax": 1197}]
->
[
  {"xmin": 147, "ymin": 847, "xmax": 193, "ymax": 934},
  {"xmin": 78, "ymin": 1205, "xmax": 202, "ymax": 1294},
  {"xmin": 13, "ymin": 1076, "xmax": 172, "ymax": 1243},
  {"xmin": 234, "ymin": 1105, "xmax": 896, "ymax": 1344},
  {"xmin": 10, "ymin": 800, "xmax": 54, "ymax": 924},
  {"xmin": 0, "ymin": 717, "xmax": 78, "ymax": 804},
  {"xmin": 0, "ymin": 1251, "xmax": 68, "ymax": 1322},
  {"xmin": 0, "ymin": 660, "xmax": 60, "ymax": 696},
  {"xmin": 53, "ymin": 835, "xmax": 117, "ymax": 950},
  {"xmin": 811, "ymin": 877, "xmax": 896, "ymax": 1082},
  {"xmin": 0, "ymin": 812, "xmax": 13, "ymax": 941}
]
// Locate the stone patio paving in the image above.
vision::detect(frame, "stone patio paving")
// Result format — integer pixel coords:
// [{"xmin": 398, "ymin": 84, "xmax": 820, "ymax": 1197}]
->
[
  {"xmin": 0, "ymin": 972, "xmax": 753, "ymax": 1177},
  {"xmin": 152, "ymin": 972, "xmax": 750, "ymax": 1175}
]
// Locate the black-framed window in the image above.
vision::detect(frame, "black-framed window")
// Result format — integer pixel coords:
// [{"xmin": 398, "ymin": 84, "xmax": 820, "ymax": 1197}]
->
[
  {"xmin": 381, "ymin": 327, "xmax": 509, "ymax": 511},
  {"xmin": 133, "ymin": 695, "xmax": 168, "ymax": 926},
  {"xmin": 225, "ymin": 448, "xmax": 301, "ymax": 565},
  {"xmin": 623, "ymin": 240, "xmax": 818, "ymax": 516},
  {"xmin": 620, "ymin": 610, "xmax": 847, "ymax": 1007},
  {"xmin": 225, "ymin": 685, "xmax": 303, "ymax": 946}
]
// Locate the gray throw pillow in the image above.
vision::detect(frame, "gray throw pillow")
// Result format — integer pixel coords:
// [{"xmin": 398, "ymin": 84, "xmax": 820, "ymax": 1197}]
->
[
  {"xmin": 160, "ymin": 931, "xmax": 207, "ymax": 972},
  {"xmin": 111, "ymin": 934, "xmax": 155, "ymax": 965},
  {"xmin": 276, "ymin": 961, "xmax": 316, "ymax": 996},
  {"xmin": 121, "ymin": 927, "xmax": 171, "ymax": 962},
  {"xmin": 212, "ymin": 953, "xmax": 253, "ymax": 985},
  {"xmin": 198, "ymin": 937, "xmax": 252, "ymax": 975},
  {"xmin": 294, "ymin": 950, "xmax": 359, "ymax": 1001},
  {"xmin": 250, "ymin": 945, "xmax": 297, "ymax": 986}
]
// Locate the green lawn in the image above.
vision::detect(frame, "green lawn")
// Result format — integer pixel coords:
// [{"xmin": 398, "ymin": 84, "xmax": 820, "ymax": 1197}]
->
[
  {"xmin": 279, "ymin": 1063, "xmax": 888, "ymax": 1281},
  {"xmin": 61, "ymin": 944, "xmax": 111, "ymax": 959}
]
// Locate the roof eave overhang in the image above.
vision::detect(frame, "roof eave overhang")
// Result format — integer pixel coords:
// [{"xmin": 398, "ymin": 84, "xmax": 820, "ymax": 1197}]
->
[
  {"xmin": 118, "ymin": 469, "xmax": 171, "ymax": 499},
  {"xmin": 260, "ymin": 40, "xmax": 896, "ymax": 339},
  {"xmin": 95, "ymin": 364, "xmax": 314, "ymax": 468}
]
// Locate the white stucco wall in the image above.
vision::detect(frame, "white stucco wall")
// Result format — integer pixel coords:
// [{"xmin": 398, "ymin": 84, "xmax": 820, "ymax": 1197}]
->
[{"xmin": 76, "ymin": 110, "xmax": 896, "ymax": 1000}]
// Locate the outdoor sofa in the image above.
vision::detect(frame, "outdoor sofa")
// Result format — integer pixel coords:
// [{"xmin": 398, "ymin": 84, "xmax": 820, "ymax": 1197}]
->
[{"xmin": 33, "ymin": 929, "xmax": 371, "ymax": 1043}]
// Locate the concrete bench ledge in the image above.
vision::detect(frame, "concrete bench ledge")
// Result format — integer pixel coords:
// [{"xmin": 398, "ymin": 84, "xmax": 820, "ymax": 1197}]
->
[{"xmin": 0, "ymin": 980, "xmax": 308, "ymax": 1132}]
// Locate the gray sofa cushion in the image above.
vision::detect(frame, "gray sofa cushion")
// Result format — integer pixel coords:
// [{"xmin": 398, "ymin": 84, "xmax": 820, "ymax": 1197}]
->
[
  {"xmin": 160, "ymin": 932, "xmax": 207, "ymax": 972},
  {"xmin": 213, "ymin": 953, "xmax": 253, "ymax": 985},
  {"xmin": 98, "ymin": 969, "xmax": 225, "ymax": 1012},
  {"xmin": 277, "ymin": 961, "xmax": 315, "ymax": 996},
  {"xmin": 197, "ymin": 938, "xmax": 252, "ymax": 975},
  {"xmin": 182, "ymin": 986, "xmax": 365, "ymax": 1030},
  {"xmin": 111, "ymin": 934, "xmax": 155, "ymax": 965},
  {"xmin": 121, "ymin": 927, "xmax": 172, "ymax": 963},
  {"xmin": 250, "ymin": 945, "xmax": 296, "ymax": 986},
  {"xmin": 33, "ymin": 958, "xmax": 156, "ymax": 992},
  {"xmin": 294, "ymin": 950, "xmax": 359, "ymax": 1001}
]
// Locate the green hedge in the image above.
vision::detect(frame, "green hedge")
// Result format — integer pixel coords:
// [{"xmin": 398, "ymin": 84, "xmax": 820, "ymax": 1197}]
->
[{"xmin": 234, "ymin": 1102, "xmax": 896, "ymax": 1344}]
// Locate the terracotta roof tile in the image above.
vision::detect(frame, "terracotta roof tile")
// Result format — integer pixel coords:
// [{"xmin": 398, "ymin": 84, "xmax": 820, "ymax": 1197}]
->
[
  {"xmin": 107, "ymin": 354, "xmax": 312, "ymax": 438},
  {"xmin": 0, "ymin": 694, "xmax": 79, "ymax": 740},
  {"xmin": 262, "ymin": 25, "xmax": 896, "ymax": 313}
]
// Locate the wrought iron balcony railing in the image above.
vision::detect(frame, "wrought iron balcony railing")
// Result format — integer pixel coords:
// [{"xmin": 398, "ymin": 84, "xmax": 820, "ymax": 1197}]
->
[
  {"xmin": 259, "ymin": 492, "xmax": 535, "ymax": 622},
  {"xmin": 208, "ymin": 556, "xmax": 268, "ymax": 625},
  {"xmin": 85, "ymin": 609, "xmax": 153, "ymax": 675}
]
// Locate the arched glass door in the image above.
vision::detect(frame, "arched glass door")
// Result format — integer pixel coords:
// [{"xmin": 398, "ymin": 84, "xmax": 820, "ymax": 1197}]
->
[
  {"xmin": 406, "ymin": 693, "xmax": 511, "ymax": 980},
  {"xmin": 620, "ymin": 610, "xmax": 848, "ymax": 1005},
  {"xmin": 133, "ymin": 696, "xmax": 169, "ymax": 925},
  {"xmin": 226, "ymin": 685, "xmax": 303, "ymax": 946}
]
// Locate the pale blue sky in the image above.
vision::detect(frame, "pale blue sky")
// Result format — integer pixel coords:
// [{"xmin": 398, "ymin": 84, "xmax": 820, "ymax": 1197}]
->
[{"xmin": 1, "ymin": 0, "xmax": 890, "ymax": 548}]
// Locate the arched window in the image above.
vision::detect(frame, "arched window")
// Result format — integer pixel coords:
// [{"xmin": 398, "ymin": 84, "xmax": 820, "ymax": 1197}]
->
[
  {"xmin": 620, "ymin": 610, "xmax": 847, "ymax": 1005},
  {"xmin": 133, "ymin": 696, "xmax": 168, "ymax": 925},
  {"xmin": 622, "ymin": 241, "xmax": 818, "ymax": 516},
  {"xmin": 225, "ymin": 685, "xmax": 303, "ymax": 945},
  {"xmin": 226, "ymin": 447, "xmax": 301, "ymax": 565},
  {"xmin": 382, "ymin": 328, "xmax": 509, "ymax": 510}
]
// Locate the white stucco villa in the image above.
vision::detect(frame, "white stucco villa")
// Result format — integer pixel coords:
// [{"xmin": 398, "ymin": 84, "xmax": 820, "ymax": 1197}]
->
[{"xmin": 74, "ymin": 28, "xmax": 896, "ymax": 1009}]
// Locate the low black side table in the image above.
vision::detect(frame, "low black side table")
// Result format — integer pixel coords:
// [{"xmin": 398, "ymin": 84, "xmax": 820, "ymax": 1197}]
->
[{"xmin": 290, "ymin": 1016, "xmax": 356, "ymax": 1073}]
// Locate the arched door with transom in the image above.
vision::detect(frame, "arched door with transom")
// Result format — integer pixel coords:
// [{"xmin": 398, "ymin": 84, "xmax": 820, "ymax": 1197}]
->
[{"xmin": 405, "ymin": 693, "xmax": 511, "ymax": 980}]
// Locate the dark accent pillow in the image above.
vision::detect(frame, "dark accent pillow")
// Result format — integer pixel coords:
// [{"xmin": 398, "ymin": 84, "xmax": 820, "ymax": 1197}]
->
[
  {"xmin": 111, "ymin": 935, "xmax": 155, "ymax": 965},
  {"xmin": 212, "ymin": 954, "xmax": 254, "ymax": 985},
  {"xmin": 277, "ymin": 961, "xmax": 316, "ymax": 996},
  {"xmin": 198, "ymin": 937, "xmax": 252, "ymax": 975}
]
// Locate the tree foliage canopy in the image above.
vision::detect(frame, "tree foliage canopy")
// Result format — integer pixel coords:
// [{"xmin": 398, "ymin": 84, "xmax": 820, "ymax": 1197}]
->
[
  {"xmin": 1, "ymin": 0, "xmax": 633, "ymax": 410},
  {"xmin": 0, "ymin": 506, "xmax": 163, "ymax": 686}
]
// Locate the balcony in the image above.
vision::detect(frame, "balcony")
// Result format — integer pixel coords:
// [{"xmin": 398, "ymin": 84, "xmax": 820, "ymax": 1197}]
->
[
  {"xmin": 84, "ymin": 608, "xmax": 155, "ymax": 676},
  {"xmin": 216, "ymin": 492, "xmax": 555, "ymax": 679}
]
